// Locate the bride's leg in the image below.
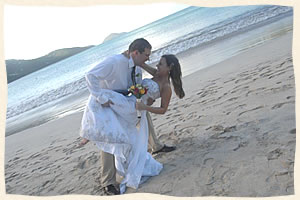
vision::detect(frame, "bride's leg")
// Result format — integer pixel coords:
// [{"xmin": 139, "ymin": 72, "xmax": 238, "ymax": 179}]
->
[{"xmin": 146, "ymin": 112, "xmax": 164, "ymax": 152}]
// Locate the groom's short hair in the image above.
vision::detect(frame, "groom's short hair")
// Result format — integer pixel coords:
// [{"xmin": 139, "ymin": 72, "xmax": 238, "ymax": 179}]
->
[{"xmin": 129, "ymin": 38, "xmax": 152, "ymax": 53}]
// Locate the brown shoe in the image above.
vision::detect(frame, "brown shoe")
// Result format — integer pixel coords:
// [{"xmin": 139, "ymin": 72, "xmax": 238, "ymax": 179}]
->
[
  {"xmin": 103, "ymin": 184, "xmax": 120, "ymax": 195},
  {"xmin": 152, "ymin": 145, "xmax": 176, "ymax": 154}
]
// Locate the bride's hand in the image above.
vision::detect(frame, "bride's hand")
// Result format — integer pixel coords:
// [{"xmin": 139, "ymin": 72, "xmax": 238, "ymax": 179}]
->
[
  {"xmin": 147, "ymin": 98, "xmax": 155, "ymax": 106},
  {"xmin": 122, "ymin": 50, "xmax": 129, "ymax": 58},
  {"xmin": 136, "ymin": 101, "xmax": 147, "ymax": 111}
]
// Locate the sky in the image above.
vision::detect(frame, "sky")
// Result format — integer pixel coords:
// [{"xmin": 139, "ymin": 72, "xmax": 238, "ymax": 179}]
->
[{"xmin": 4, "ymin": 3, "xmax": 189, "ymax": 60}]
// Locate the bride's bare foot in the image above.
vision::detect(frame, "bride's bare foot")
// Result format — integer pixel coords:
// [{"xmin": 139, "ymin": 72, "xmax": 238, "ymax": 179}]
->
[{"xmin": 79, "ymin": 138, "xmax": 89, "ymax": 146}]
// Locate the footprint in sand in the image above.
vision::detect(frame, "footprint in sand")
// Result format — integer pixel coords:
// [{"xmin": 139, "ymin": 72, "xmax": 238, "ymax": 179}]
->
[
  {"xmin": 16, "ymin": 149, "xmax": 24, "ymax": 154},
  {"xmin": 234, "ymin": 104, "xmax": 247, "ymax": 110},
  {"xmin": 227, "ymin": 97, "xmax": 238, "ymax": 102},
  {"xmin": 207, "ymin": 125, "xmax": 224, "ymax": 132},
  {"xmin": 223, "ymin": 78, "xmax": 236, "ymax": 84},
  {"xmin": 286, "ymin": 96, "xmax": 294, "ymax": 100},
  {"xmin": 268, "ymin": 71, "xmax": 287, "ymax": 79},
  {"xmin": 203, "ymin": 158, "xmax": 214, "ymax": 166},
  {"xmin": 77, "ymin": 160, "xmax": 87, "ymax": 169},
  {"xmin": 196, "ymin": 90, "xmax": 204, "ymax": 95},
  {"xmin": 183, "ymin": 104, "xmax": 191, "ymax": 108},
  {"xmin": 256, "ymin": 63, "xmax": 271, "ymax": 72},
  {"xmin": 160, "ymin": 182, "xmax": 173, "ymax": 194},
  {"xmin": 274, "ymin": 171, "xmax": 290, "ymax": 183},
  {"xmin": 234, "ymin": 75, "xmax": 253, "ymax": 84},
  {"xmin": 270, "ymin": 84, "xmax": 294, "ymax": 93},
  {"xmin": 29, "ymin": 152, "xmax": 42, "ymax": 159},
  {"xmin": 220, "ymin": 168, "xmax": 236, "ymax": 184},
  {"xmin": 238, "ymin": 106, "xmax": 264, "ymax": 117},
  {"xmin": 289, "ymin": 128, "xmax": 296, "ymax": 134},
  {"xmin": 178, "ymin": 126, "xmax": 199, "ymax": 136},
  {"xmin": 245, "ymin": 87, "xmax": 266, "ymax": 97},
  {"xmin": 203, "ymin": 165, "xmax": 216, "ymax": 185},
  {"xmin": 185, "ymin": 111, "xmax": 201, "ymax": 120},
  {"xmin": 259, "ymin": 68, "xmax": 272, "ymax": 77},
  {"xmin": 223, "ymin": 126, "xmax": 237, "ymax": 133},
  {"xmin": 267, "ymin": 148, "xmax": 283, "ymax": 160},
  {"xmin": 272, "ymin": 103, "xmax": 285, "ymax": 109},
  {"xmin": 288, "ymin": 75, "xmax": 294, "ymax": 79},
  {"xmin": 231, "ymin": 86, "xmax": 250, "ymax": 94},
  {"xmin": 286, "ymin": 184, "xmax": 294, "ymax": 193},
  {"xmin": 271, "ymin": 101, "xmax": 294, "ymax": 110},
  {"xmin": 233, "ymin": 141, "xmax": 249, "ymax": 151},
  {"xmin": 265, "ymin": 172, "xmax": 276, "ymax": 183}
]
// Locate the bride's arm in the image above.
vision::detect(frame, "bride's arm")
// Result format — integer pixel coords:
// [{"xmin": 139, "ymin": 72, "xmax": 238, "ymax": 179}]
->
[
  {"xmin": 136, "ymin": 85, "xmax": 171, "ymax": 114},
  {"xmin": 122, "ymin": 50, "xmax": 156, "ymax": 76},
  {"xmin": 140, "ymin": 63, "xmax": 157, "ymax": 77}
]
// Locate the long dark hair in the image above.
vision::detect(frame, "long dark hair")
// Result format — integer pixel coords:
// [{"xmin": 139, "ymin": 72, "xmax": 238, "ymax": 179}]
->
[{"xmin": 162, "ymin": 54, "xmax": 185, "ymax": 99}]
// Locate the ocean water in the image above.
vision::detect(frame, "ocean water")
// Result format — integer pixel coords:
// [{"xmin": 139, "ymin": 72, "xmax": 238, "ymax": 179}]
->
[{"xmin": 6, "ymin": 5, "xmax": 293, "ymax": 135}]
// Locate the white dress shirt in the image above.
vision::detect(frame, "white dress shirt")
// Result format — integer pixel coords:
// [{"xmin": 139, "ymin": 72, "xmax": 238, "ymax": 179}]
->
[{"xmin": 85, "ymin": 53, "xmax": 142, "ymax": 104}]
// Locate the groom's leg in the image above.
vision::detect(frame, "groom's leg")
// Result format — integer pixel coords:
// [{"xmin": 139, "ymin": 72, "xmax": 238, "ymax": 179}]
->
[
  {"xmin": 100, "ymin": 150, "xmax": 116, "ymax": 187},
  {"xmin": 146, "ymin": 112, "xmax": 164, "ymax": 152}
]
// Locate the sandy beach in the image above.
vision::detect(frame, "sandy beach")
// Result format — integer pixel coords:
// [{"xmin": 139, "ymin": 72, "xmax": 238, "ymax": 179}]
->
[{"xmin": 5, "ymin": 31, "xmax": 295, "ymax": 197}]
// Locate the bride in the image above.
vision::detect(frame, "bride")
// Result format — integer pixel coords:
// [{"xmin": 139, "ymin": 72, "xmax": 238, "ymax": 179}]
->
[{"xmin": 80, "ymin": 53, "xmax": 185, "ymax": 194}]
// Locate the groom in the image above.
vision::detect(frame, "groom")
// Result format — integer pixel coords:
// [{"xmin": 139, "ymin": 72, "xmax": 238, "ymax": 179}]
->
[{"xmin": 86, "ymin": 38, "xmax": 175, "ymax": 195}]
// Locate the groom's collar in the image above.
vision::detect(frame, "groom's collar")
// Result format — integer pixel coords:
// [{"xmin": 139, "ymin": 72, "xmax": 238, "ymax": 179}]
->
[{"xmin": 128, "ymin": 56, "xmax": 135, "ymax": 68}]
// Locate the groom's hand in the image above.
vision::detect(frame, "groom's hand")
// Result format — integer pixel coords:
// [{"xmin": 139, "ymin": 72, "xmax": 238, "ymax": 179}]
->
[{"xmin": 102, "ymin": 100, "xmax": 114, "ymax": 107}]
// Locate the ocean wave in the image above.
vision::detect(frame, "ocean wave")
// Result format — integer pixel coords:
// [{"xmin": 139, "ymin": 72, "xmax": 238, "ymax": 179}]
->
[
  {"xmin": 6, "ymin": 77, "xmax": 87, "ymax": 119},
  {"xmin": 149, "ymin": 6, "xmax": 292, "ymax": 64}
]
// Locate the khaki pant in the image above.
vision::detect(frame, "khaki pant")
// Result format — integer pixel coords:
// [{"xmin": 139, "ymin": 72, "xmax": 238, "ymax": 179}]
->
[
  {"xmin": 100, "ymin": 112, "xmax": 163, "ymax": 186},
  {"xmin": 100, "ymin": 151, "xmax": 116, "ymax": 187}
]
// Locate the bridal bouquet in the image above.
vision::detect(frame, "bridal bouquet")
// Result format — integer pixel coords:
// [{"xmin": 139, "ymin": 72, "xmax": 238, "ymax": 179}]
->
[
  {"xmin": 128, "ymin": 84, "xmax": 147, "ymax": 98},
  {"xmin": 128, "ymin": 84, "xmax": 148, "ymax": 118}
]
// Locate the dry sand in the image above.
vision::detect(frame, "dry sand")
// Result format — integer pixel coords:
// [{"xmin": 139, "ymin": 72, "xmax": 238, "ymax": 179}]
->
[{"xmin": 5, "ymin": 32, "xmax": 295, "ymax": 197}]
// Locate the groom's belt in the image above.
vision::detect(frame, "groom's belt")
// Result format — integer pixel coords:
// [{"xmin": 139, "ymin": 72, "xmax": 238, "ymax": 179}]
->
[{"xmin": 114, "ymin": 89, "xmax": 130, "ymax": 96}]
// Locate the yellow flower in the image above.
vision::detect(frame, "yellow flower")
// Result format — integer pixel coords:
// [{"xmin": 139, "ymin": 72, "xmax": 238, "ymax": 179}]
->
[
  {"xmin": 140, "ymin": 89, "xmax": 145, "ymax": 94},
  {"xmin": 130, "ymin": 85, "xmax": 135, "ymax": 90}
]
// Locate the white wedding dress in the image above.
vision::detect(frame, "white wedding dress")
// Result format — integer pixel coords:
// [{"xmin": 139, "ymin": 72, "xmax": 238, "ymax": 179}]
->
[{"xmin": 80, "ymin": 78, "xmax": 163, "ymax": 193}]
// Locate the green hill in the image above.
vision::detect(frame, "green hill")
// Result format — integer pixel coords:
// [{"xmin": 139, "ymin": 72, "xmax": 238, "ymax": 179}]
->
[{"xmin": 5, "ymin": 45, "xmax": 95, "ymax": 83}]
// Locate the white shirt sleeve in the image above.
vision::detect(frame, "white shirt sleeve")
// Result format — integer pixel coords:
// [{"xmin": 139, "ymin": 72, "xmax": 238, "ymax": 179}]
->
[{"xmin": 85, "ymin": 57, "xmax": 115, "ymax": 104}]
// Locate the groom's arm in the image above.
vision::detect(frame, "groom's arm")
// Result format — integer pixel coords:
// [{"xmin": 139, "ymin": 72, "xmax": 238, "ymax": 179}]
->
[
  {"xmin": 140, "ymin": 63, "xmax": 157, "ymax": 76},
  {"xmin": 85, "ymin": 57, "xmax": 115, "ymax": 104}
]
